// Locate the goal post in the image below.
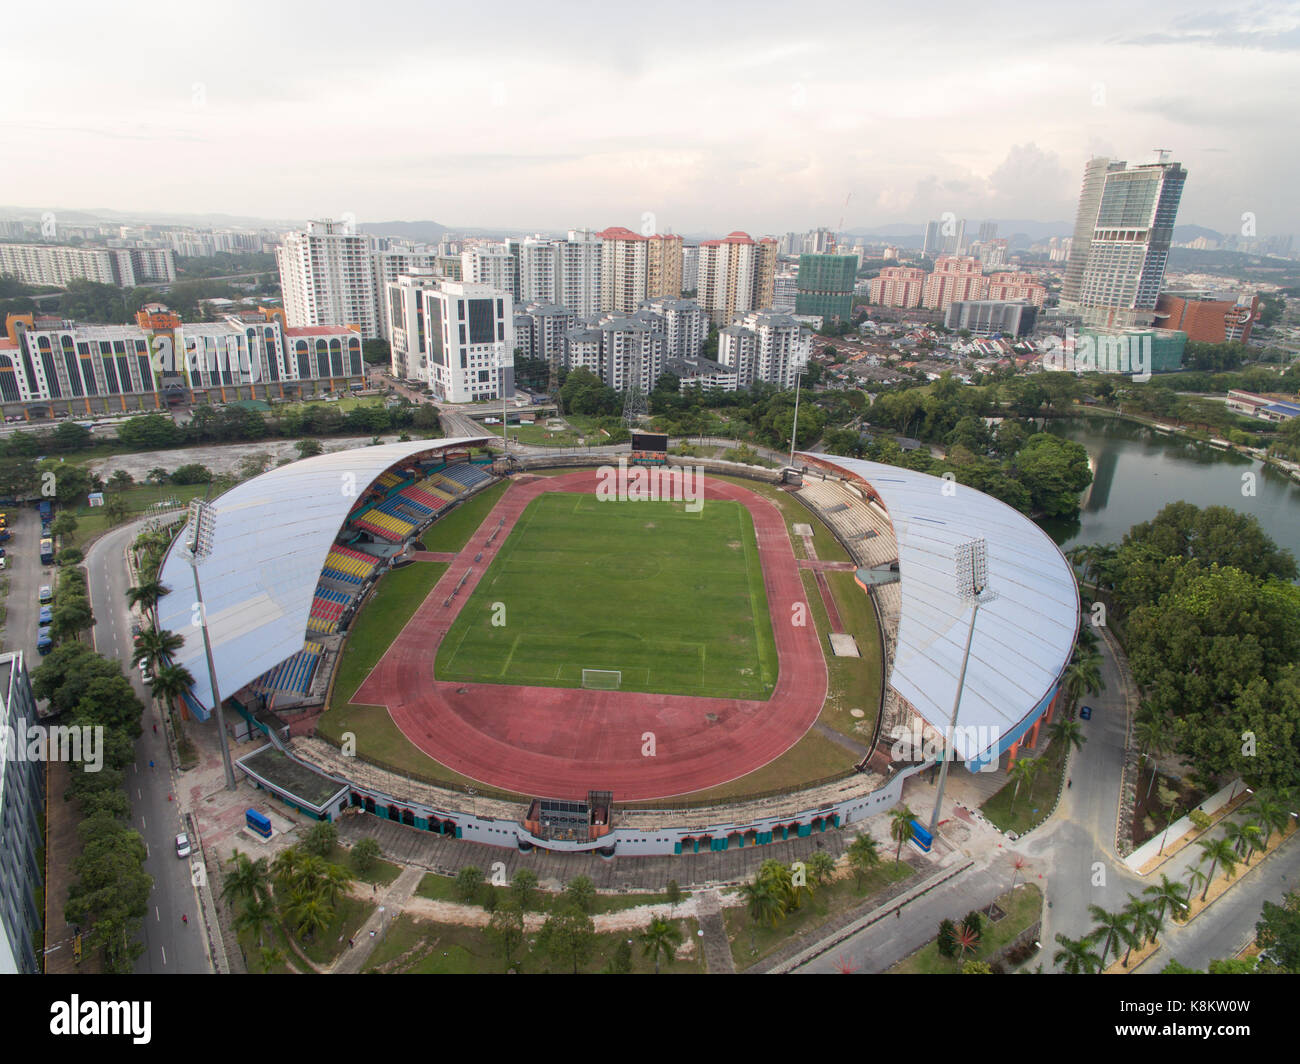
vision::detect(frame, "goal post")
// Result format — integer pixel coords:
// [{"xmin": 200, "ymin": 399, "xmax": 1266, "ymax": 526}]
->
[{"xmin": 581, "ymin": 669, "xmax": 622, "ymax": 690}]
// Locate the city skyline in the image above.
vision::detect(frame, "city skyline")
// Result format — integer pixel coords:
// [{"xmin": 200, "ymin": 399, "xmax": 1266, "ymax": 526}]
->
[{"xmin": 2, "ymin": 1, "xmax": 1297, "ymax": 236}]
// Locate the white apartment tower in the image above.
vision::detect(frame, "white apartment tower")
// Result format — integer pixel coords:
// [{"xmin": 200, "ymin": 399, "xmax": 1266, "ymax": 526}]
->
[
  {"xmin": 718, "ymin": 311, "xmax": 810, "ymax": 389},
  {"xmin": 276, "ymin": 219, "xmax": 381, "ymax": 339}
]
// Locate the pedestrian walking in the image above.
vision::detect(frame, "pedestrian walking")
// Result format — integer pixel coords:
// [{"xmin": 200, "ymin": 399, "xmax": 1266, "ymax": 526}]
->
[
  {"xmin": 896, "ymin": 908, "xmax": 901, "ymax": 919},
  {"xmin": 149, "ymin": 760, "xmax": 155, "ymax": 769},
  {"xmin": 181, "ymin": 913, "xmax": 188, "ymax": 925},
  {"xmin": 152, "ymin": 724, "xmax": 157, "ymax": 734},
  {"xmin": 1067, "ymin": 778, "xmax": 1072, "ymax": 789}
]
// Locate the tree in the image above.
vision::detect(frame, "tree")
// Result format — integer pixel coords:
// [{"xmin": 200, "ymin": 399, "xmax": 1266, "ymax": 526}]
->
[
  {"xmin": 126, "ymin": 578, "xmax": 170, "ymax": 620},
  {"xmin": 889, "ymin": 805, "xmax": 914, "ymax": 861},
  {"xmin": 510, "ymin": 868, "xmax": 539, "ymax": 911},
  {"xmin": 1008, "ymin": 757, "xmax": 1041, "ymax": 812},
  {"xmin": 363, "ymin": 338, "xmax": 391, "ymax": 365},
  {"xmin": 1120, "ymin": 896, "xmax": 1155, "ymax": 965},
  {"xmin": 846, "ymin": 833, "xmax": 882, "ymax": 889},
  {"xmin": 132, "ymin": 627, "xmax": 183, "ymax": 673},
  {"xmin": 487, "ymin": 901, "xmax": 525, "ymax": 971},
  {"xmin": 349, "ymin": 837, "xmax": 381, "ymax": 876},
  {"xmin": 1224, "ymin": 819, "xmax": 1263, "ymax": 865},
  {"xmin": 1256, "ymin": 889, "xmax": 1300, "ymax": 973},
  {"xmin": 937, "ymin": 919, "xmax": 958, "ymax": 958},
  {"xmin": 234, "ymin": 894, "xmax": 277, "ymax": 950},
  {"xmin": 301, "ymin": 821, "xmax": 338, "ymax": 858},
  {"xmin": 738, "ymin": 878, "xmax": 784, "ymax": 951},
  {"xmin": 286, "ymin": 889, "xmax": 333, "ymax": 941},
  {"xmin": 604, "ymin": 937, "xmax": 634, "ymax": 974},
  {"xmin": 103, "ymin": 494, "xmax": 130, "ymax": 527},
  {"xmin": 1195, "ymin": 837, "xmax": 1239, "ymax": 901},
  {"xmin": 639, "ymin": 916, "xmax": 682, "ymax": 974},
  {"xmin": 806, "ymin": 851, "xmax": 836, "ymax": 887},
  {"xmin": 1087, "ymin": 905, "xmax": 1129, "ymax": 968},
  {"xmin": 51, "ymin": 594, "xmax": 95, "ymax": 641},
  {"xmin": 1061, "ymin": 652, "xmax": 1103, "ymax": 706},
  {"xmin": 538, "ymin": 903, "xmax": 597, "ymax": 974},
  {"xmin": 454, "ymin": 865, "xmax": 484, "ymax": 903},
  {"xmin": 296, "ymin": 438, "xmax": 324, "ymax": 459},
  {"xmin": 170, "ymin": 463, "xmax": 213, "ymax": 485},
  {"xmin": 961, "ymin": 959, "xmax": 993, "ymax": 974},
  {"xmin": 1047, "ymin": 717, "xmax": 1088, "ymax": 754},
  {"xmin": 1250, "ymin": 792, "xmax": 1293, "ymax": 848},
  {"xmin": 955, "ymin": 913, "xmax": 982, "ymax": 961},
  {"xmin": 51, "ymin": 512, "xmax": 80, "ymax": 543},
  {"xmin": 1053, "ymin": 932, "xmax": 1103, "ymax": 975},
  {"xmin": 222, "ymin": 850, "xmax": 271, "ymax": 909},
  {"xmin": 1143, "ymin": 874, "xmax": 1190, "ymax": 926},
  {"xmin": 563, "ymin": 875, "xmax": 597, "ymax": 915},
  {"xmin": 665, "ymin": 879, "xmax": 684, "ymax": 916},
  {"xmin": 150, "ymin": 662, "xmax": 196, "ymax": 719}
]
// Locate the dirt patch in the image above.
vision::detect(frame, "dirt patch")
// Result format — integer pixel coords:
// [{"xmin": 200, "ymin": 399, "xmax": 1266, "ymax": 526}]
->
[{"xmin": 727, "ymin": 540, "xmax": 741, "ymax": 550}]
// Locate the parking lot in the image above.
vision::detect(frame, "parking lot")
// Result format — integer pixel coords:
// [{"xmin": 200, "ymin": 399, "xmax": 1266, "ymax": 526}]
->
[{"xmin": 1, "ymin": 505, "xmax": 59, "ymax": 667}]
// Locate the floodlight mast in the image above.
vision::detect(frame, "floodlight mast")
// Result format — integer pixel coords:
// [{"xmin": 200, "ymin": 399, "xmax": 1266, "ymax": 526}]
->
[
  {"xmin": 185, "ymin": 498, "xmax": 237, "ymax": 791},
  {"xmin": 928, "ymin": 539, "xmax": 998, "ymax": 836}
]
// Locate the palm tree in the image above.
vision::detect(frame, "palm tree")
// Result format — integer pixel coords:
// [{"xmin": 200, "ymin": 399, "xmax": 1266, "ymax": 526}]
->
[
  {"xmin": 639, "ymin": 916, "xmax": 682, "ymax": 974},
  {"xmin": 1053, "ymin": 932, "xmax": 1103, "ymax": 975},
  {"xmin": 757, "ymin": 858, "xmax": 795, "ymax": 912},
  {"xmin": 132, "ymin": 627, "xmax": 184, "ymax": 672},
  {"xmin": 739, "ymin": 878, "xmax": 785, "ymax": 951},
  {"xmin": 1195, "ymin": 837, "xmax": 1238, "ymax": 901},
  {"xmin": 222, "ymin": 850, "xmax": 271, "ymax": 908},
  {"xmin": 318, "ymin": 862, "xmax": 353, "ymax": 906},
  {"xmin": 1047, "ymin": 718, "xmax": 1087, "ymax": 754},
  {"xmin": 1143, "ymin": 874, "xmax": 1190, "ymax": 927},
  {"xmin": 1008, "ymin": 757, "xmax": 1041, "ymax": 812},
  {"xmin": 1184, "ymin": 864, "xmax": 1208, "ymax": 903},
  {"xmin": 1061, "ymin": 653, "xmax": 1103, "ymax": 705},
  {"xmin": 258, "ymin": 946, "xmax": 286, "ymax": 974},
  {"xmin": 150, "ymin": 663, "xmax": 197, "ymax": 720},
  {"xmin": 234, "ymin": 895, "xmax": 277, "ymax": 949},
  {"xmin": 1134, "ymin": 713, "xmax": 1171, "ymax": 800},
  {"xmin": 286, "ymin": 890, "xmax": 333, "ymax": 941},
  {"xmin": 1008, "ymin": 855, "xmax": 1027, "ymax": 894},
  {"xmin": 806, "ymin": 851, "xmax": 836, "ymax": 887},
  {"xmin": 846, "ymin": 833, "xmax": 882, "ymax": 889},
  {"xmin": 1087, "ymin": 905, "xmax": 1129, "ymax": 968},
  {"xmin": 126, "ymin": 578, "xmax": 170, "ymax": 621},
  {"xmin": 271, "ymin": 847, "xmax": 301, "ymax": 894},
  {"xmin": 1251, "ymin": 793, "xmax": 1293, "ymax": 848},
  {"xmin": 1119, "ymin": 897, "xmax": 1152, "ymax": 966},
  {"xmin": 1224, "ymin": 820, "xmax": 1263, "ymax": 865},
  {"xmin": 889, "ymin": 805, "xmax": 914, "ymax": 861}
]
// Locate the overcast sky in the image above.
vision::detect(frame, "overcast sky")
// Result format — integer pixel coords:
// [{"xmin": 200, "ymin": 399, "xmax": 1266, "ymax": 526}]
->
[{"xmin": 4, "ymin": 0, "xmax": 1297, "ymax": 237}]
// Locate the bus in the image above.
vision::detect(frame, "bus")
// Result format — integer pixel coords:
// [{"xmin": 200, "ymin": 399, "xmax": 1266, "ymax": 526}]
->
[{"xmin": 40, "ymin": 538, "xmax": 54, "ymax": 564}]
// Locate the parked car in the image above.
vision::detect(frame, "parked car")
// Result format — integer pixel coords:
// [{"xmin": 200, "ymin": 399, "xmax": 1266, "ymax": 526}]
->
[
  {"xmin": 175, "ymin": 833, "xmax": 191, "ymax": 859},
  {"xmin": 36, "ymin": 628, "xmax": 52, "ymax": 654},
  {"xmin": 38, "ymin": 605, "xmax": 52, "ymax": 626},
  {"xmin": 39, "ymin": 585, "xmax": 52, "ymax": 604},
  {"xmin": 1079, "ymin": 705, "xmax": 1093, "ymax": 721}
]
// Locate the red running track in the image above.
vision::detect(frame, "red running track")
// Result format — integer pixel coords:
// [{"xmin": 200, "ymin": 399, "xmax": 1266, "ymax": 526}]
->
[{"xmin": 352, "ymin": 471, "xmax": 828, "ymax": 801}]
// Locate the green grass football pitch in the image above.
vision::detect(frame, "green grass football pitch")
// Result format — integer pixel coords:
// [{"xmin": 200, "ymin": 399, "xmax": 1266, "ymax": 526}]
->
[{"xmin": 434, "ymin": 492, "xmax": 779, "ymax": 699}]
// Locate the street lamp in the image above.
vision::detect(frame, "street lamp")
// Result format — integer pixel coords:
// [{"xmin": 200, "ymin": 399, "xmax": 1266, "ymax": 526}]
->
[
  {"xmin": 181, "ymin": 498, "xmax": 237, "ymax": 791},
  {"xmin": 928, "ymin": 538, "xmax": 998, "ymax": 836},
  {"xmin": 496, "ymin": 343, "xmax": 508, "ymax": 450},
  {"xmin": 787, "ymin": 362, "xmax": 804, "ymax": 469}
]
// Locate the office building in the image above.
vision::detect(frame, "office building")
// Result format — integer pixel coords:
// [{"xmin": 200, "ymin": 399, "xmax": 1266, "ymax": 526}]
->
[{"xmin": 945, "ymin": 300, "xmax": 1038, "ymax": 337}]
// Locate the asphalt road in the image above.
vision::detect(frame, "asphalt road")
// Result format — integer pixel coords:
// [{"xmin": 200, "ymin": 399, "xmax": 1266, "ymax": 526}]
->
[{"xmin": 85, "ymin": 514, "xmax": 211, "ymax": 974}]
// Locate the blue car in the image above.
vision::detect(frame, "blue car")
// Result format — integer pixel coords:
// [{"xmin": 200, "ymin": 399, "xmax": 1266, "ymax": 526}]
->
[
  {"xmin": 38, "ymin": 605, "xmax": 53, "ymax": 626},
  {"xmin": 37, "ymin": 627, "xmax": 52, "ymax": 654},
  {"xmin": 1079, "ymin": 705, "xmax": 1093, "ymax": 721}
]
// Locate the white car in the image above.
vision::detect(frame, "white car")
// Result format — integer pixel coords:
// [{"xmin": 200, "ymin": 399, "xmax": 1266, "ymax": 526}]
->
[{"xmin": 175, "ymin": 833, "xmax": 191, "ymax": 858}]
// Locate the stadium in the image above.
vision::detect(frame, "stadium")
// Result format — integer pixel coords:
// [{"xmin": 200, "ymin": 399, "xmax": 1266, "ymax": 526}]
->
[{"xmin": 155, "ymin": 437, "xmax": 1080, "ymax": 856}]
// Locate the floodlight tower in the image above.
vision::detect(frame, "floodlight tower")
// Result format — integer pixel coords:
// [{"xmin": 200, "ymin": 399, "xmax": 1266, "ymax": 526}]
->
[
  {"xmin": 928, "ymin": 538, "xmax": 998, "ymax": 836},
  {"xmin": 496, "ymin": 342, "xmax": 509, "ymax": 450},
  {"xmin": 182, "ymin": 498, "xmax": 237, "ymax": 791}
]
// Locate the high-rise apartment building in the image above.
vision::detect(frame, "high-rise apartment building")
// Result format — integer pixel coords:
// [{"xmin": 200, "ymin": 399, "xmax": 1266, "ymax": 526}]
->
[
  {"xmin": 1061, "ymin": 156, "xmax": 1187, "ymax": 328},
  {"xmin": 795, "ymin": 253, "xmax": 858, "ymax": 322},
  {"xmin": 696, "ymin": 232, "xmax": 778, "ymax": 326},
  {"xmin": 275, "ymin": 219, "xmax": 380, "ymax": 338},
  {"xmin": 985, "ymin": 271, "xmax": 1047, "ymax": 307},
  {"xmin": 868, "ymin": 266, "xmax": 927, "ymax": 309},
  {"xmin": 638, "ymin": 297, "xmax": 709, "ymax": 361},
  {"xmin": 596, "ymin": 227, "xmax": 683, "ymax": 313},
  {"xmin": 0, "ymin": 243, "xmax": 174, "ymax": 288},
  {"xmin": 718, "ymin": 311, "xmax": 810, "ymax": 389},
  {"xmin": 681, "ymin": 244, "xmax": 700, "ymax": 294},
  {"xmin": 460, "ymin": 243, "xmax": 517, "ymax": 300},
  {"xmin": 375, "ymin": 247, "xmax": 438, "ymax": 340},
  {"xmin": 922, "ymin": 256, "xmax": 987, "ymax": 310}
]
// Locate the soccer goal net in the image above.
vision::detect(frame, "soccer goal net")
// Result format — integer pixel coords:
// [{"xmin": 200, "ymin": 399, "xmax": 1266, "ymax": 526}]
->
[{"xmin": 581, "ymin": 669, "xmax": 622, "ymax": 690}]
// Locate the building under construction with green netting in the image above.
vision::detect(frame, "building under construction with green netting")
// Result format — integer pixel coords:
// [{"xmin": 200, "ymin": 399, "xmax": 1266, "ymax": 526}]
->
[{"xmin": 795, "ymin": 253, "xmax": 858, "ymax": 323}]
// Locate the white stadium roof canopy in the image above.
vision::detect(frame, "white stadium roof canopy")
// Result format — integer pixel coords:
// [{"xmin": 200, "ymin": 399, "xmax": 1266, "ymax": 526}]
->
[
  {"xmin": 799, "ymin": 454, "xmax": 1081, "ymax": 767},
  {"xmin": 157, "ymin": 437, "xmax": 491, "ymax": 714}
]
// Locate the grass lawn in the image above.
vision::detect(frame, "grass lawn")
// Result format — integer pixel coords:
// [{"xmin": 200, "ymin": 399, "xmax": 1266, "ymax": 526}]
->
[
  {"xmin": 889, "ymin": 884, "xmax": 1043, "ymax": 973},
  {"xmin": 365, "ymin": 913, "xmax": 705, "ymax": 974},
  {"xmin": 706, "ymin": 473, "xmax": 850, "ymax": 563},
  {"xmin": 67, "ymin": 482, "xmax": 214, "ymax": 540},
  {"xmin": 327, "ymin": 844, "xmax": 402, "ymax": 887},
  {"xmin": 295, "ymin": 894, "xmax": 375, "ymax": 966},
  {"xmin": 417, "ymin": 480, "xmax": 510, "ymax": 552},
  {"xmin": 980, "ymin": 738, "xmax": 1069, "ymax": 835},
  {"xmin": 416, "ymin": 872, "xmax": 673, "ymax": 914},
  {"xmin": 436, "ymin": 492, "xmax": 778, "ymax": 699},
  {"xmin": 801, "ymin": 569, "xmax": 883, "ymax": 745},
  {"xmin": 725, "ymin": 862, "xmax": 914, "ymax": 969}
]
